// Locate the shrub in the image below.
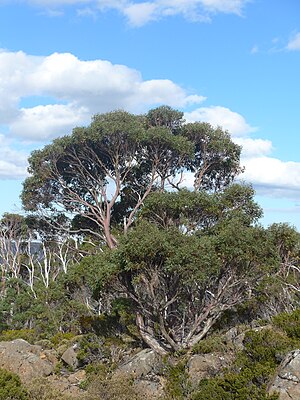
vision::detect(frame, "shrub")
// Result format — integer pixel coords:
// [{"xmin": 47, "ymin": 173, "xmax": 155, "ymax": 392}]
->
[
  {"xmin": 50, "ymin": 332, "xmax": 76, "ymax": 347},
  {"xmin": 190, "ymin": 328, "xmax": 293, "ymax": 400},
  {"xmin": 243, "ymin": 328, "xmax": 297, "ymax": 366},
  {"xmin": 76, "ymin": 334, "xmax": 105, "ymax": 366},
  {"xmin": 0, "ymin": 329, "xmax": 36, "ymax": 343},
  {"xmin": 191, "ymin": 375, "xmax": 279, "ymax": 400},
  {"xmin": 164, "ymin": 360, "xmax": 190, "ymax": 400},
  {"xmin": 192, "ymin": 333, "xmax": 229, "ymax": 355},
  {"xmin": 0, "ymin": 368, "xmax": 28, "ymax": 400},
  {"xmin": 83, "ymin": 373, "xmax": 149, "ymax": 400},
  {"xmin": 27, "ymin": 378, "xmax": 75, "ymax": 400},
  {"xmin": 273, "ymin": 309, "xmax": 300, "ymax": 340}
]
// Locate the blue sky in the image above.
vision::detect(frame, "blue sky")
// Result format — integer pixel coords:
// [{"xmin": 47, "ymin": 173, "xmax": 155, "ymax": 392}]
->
[{"xmin": 0, "ymin": 0, "xmax": 299, "ymax": 228}]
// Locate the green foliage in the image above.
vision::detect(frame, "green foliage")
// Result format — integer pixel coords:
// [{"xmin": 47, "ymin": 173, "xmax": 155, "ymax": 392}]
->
[
  {"xmin": 50, "ymin": 332, "xmax": 76, "ymax": 346},
  {"xmin": 146, "ymin": 105, "xmax": 184, "ymax": 133},
  {"xmin": 182, "ymin": 122, "xmax": 242, "ymax": 191},
  {"xmin": 0, "ymin": 368, "xmax": 28, "ymax": 400},
  {"xmin": 80, "ymin": 363, "xmax": 109, "ymax": 390},
  {"xmin": 21, "ymin": 107, "xmax": 242, "ymax": 248},
  {"xmin": 76, "ymin": 334, "xmax": 105, "ymax": 366},
  {"xmin": 0, "ymin": 329, "xmax": 36, "ymax": 343},
  {"xmin": 191, "ymin": 378, "xmax": 231, "ymax": 400},
  {"xmin": 141, "ymin": 183, "xmax": 262, "ymax": 232},
  {"xmin": 273, "ymin": 309, "xmax": 300, "ymax": 339},
  {"xmin": 0, "ymin": 278, "xmax": 35, "ymax": 330},
  {"xmin": 98, "ymin": 215, "xmax": 278, "ymax": 352},
  {"xmin": 191, "ymin": 328, "xmax": 296, "ymax": 400},
  {"xmin": 267, "ymin": 223, "xmax": 300, "ymax": 261},
  {"xmin": 0, "ymin": 213, "xmax": 30, "ymax": 240},
  {"xmin": 72, "ymin": 251, "xmax": 118, "ymax": 299},
  {"xmin": 164, "ymin": 361, "xmax": 190, "ymax": 400},
  {"xmin": 243, "ymin": 328, "xmax": 295, "ymax": 367},
  {"xmin": 0, "ymin": 273, "xmax": 89, "ymax": 338},
  {"xmin": 191, "ymin": 375, "xmax": 278, "ymax": 400},
  {"xmin": 192, "ymin": 333, "xmax": 228, "ymax": 355},
  {"xmin": 53, "ymin": 361, "xmax": 64, "ymax": 375}
]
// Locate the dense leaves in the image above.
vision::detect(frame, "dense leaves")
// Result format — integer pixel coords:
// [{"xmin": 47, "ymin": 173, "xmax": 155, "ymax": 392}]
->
[
  {"xmin": 85, "ymin": 188, "xmax": 278, "ymax": 354},
  {"xmin": 21, "ymin": 106, "xmax": 241, "ymax": 248},
  {"xmin": 1, "ymin": 105, "xmax": 300, "ymax": 400}
]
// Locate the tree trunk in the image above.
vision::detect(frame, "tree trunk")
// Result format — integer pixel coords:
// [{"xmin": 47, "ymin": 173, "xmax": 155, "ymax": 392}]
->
[{"xmin": 136, "ymin": 313, "xmax": 169, "ymax": 357}]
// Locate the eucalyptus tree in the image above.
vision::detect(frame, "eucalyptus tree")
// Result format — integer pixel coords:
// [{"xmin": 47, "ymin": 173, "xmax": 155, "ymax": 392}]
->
[
  {"xmin": 85, "ymin": 186, "xmax": 276, "ymax": 355},
  {"xmin": 0, "ymin": 214, "xmax": 29, "ymax": 294},
  {"xmin": 22, "ymin": 106, "xmax": 242, "ymax": 248}
]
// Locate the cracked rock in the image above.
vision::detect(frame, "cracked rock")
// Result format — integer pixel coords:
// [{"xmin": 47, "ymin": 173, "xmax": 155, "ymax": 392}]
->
[
  {"xmin": 0, "ymin": 339, "xmax": 54, "ymax": 382},
  {"xmin": 268, "ymin": 349, "xmax": 300, "ymax": 399}
]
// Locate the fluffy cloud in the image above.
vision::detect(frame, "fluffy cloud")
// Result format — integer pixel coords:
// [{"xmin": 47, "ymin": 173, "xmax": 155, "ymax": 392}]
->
[
  {"xmin": 24, "ymin": 0, "xmax": 249, "ymax": 26},
  {"xmin": 234, "ymin": 138, "xmax": 273, "ymax": 158},
  {"xmin": 1, "ymin": 48, "xmax": 300, "ymax": 204},
  {"xmin": 28, "ymin": 0, "xmax": 90, "ymax": 5},
  {"xmin": 287, "ymin": 32, "xmax": 300, "ymax": 51},
  {"xmin": 241, "ymin": 157, "xmax": 300, "ymax": 198},
  {"xmin": 123, "ymin": 3, "xmax": 158, "ymax": 27},
  {"xmin": 183, "ymin": 106, "xmax": 300, "ymax": 199},
  {"xmin": 184, "ymin": 106, "xmax": 256, "ymax": 136},
  {"xmin": 10, "ymin": 104, "xmax": 90, "ymax": 141},
  {"xmin": 0, "ymin": 134, "xmax": 28, "ymax": 179},
  {"xmin": 0, "ymin": 50, "xmax": 203, "ymax": 141}
]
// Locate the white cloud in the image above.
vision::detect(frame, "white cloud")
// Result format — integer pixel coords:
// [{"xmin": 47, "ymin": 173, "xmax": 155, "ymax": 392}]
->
[
  {"xmin": 40, "ymin": 8, "xmax": 65, "ymax": 16},
  {"xmin": 0, "ymin": 134, "xmax": 28, "ymax": 179},
  {"xmin": 0, "ymin": 50, "xmax": 40, "ymax": 124},
  {"xmin": 182, "ymin": 105, "xmax": 300, "ymax": 199},
  {"xmin": 123, "ymin": 3, "xmax": 158, "ymax": 26},
  {"xmin": 0, "ymin": 161, "xmax": 27, "ymax": 180},
  {"xmin": 10, "ymin": 104, "xmax": 90, "ymax": 141},
  {"xmin": 196, "ymin": 0, "xmax": 246, "ymax": 14},
  {"xmin": 0, "ymin": 50, "xmax": 203, "ymax": 141},
  {"xmin": 184, "ymin": 106, "xmax": 256, "ymax": 136},
  {"xmin": 240, "ymin": 156, "xmax": 300, "ymax": 199},
  {"xmin": 178, "ymin": 155, "xmax": 300, "ymax": 201},
  {"xmin": 1, "ymin": 48, "xmax": 299, "ymax": 204},
  {"xmin": 287, "ymin": 32, "xmax": 300, "ymax": 51},
  {"xmin": 21, "ymin": 0, "xmax": 249, "ymax": 26},
  {"xmin": 104, "ymin": 0, "xmax": 249, "ymax": 26},
  {"xmin": 235, "ymin": 137, "xmax": 273, "ymax": 158},
  {"xmin": 29, "ymin": 0, "xmax": 90, "ymax": 5},
  {"xmin": 76, "ymin": 6, "xmax": 98, "ymax": 18}
]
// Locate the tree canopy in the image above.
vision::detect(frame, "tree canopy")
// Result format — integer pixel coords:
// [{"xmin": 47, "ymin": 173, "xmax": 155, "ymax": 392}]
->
[
  {"xmin": 18, "ymin": 105, "xmax": 290, "ymax": 355},
  {"xmin": 21, "ymin": 106, "xmax": 242, "ymax": 248},
  {"xmin": 83, "ymin": 185, "xmax": 276, "ymax": 355}
]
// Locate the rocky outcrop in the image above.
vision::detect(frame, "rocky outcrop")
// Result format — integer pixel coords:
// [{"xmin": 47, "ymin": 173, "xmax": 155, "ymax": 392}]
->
[
  {"xmin": 0, "ymin": 339, "xmax": 55, "ymax": 382},
  {"xmin": 61, "ymin": 345, "xmax": 79, "ymax": 369},
  {"xmin": 187, "ymin": 353, "xmax": 233, "ymax": 386},
  {"xmin": 133, "ymin": 376, "xmax": 165, "ymax": 399},
  {"xmin": 117, "ymin": 348, "xmax": 163, "ymax": 378},
  {"xmin": 224, "ymin": 324, "xmax": 273, "ymax": 351},
  {"xmin": 116, "ymin": 348, "xmax": 165, "ymax": 398},
  {"xmin": 268, "ymin": 349, "xmax": 300, "ymax": 400},
  {"xmin": 46, "ymin": 370, "xmax": 86, "ymax": 396}
]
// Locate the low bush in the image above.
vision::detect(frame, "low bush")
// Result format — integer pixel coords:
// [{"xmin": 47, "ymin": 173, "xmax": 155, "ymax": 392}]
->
[
  {"xmin": 190, "ymin": 328, "xmax": 295, "ymax": 400},
  {"xmin": 27, "ymin": 378, "xmax": 75, "ymax": 400},
  {"xmin": 0, "ymin": 328, "xmax": 36, "ymax": 343},
  {"xmin": 82, "ymin": 372, "xmax": 150, "ymax": 400},
  {"xmin": 191, "ymin": 375, "xmax": 279, "ymax": 400},
  {"xmin": 0, "ymin": 368, "xmax": 28, "ymax": 400},
  {"xmin": 164, "ymin": 360, "xmax": 190, "ymax": 400},
  {"xmin": 272, "ymin": 309, "xmax": 300, "ymax": 340},
  {"xmin": 192, "ymin": 333, "xmax": 229, "ymax": 355}
]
